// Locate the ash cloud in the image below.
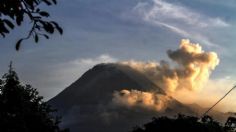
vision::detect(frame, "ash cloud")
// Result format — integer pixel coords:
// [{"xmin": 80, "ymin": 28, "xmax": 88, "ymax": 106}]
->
[
  {"xmin": 113, "ymin": 89, "xmax": 171, "ymax": 112},
  {"xmin": 113, "ymin": 39, "xmax": 219, "ymax": 112},
  {"xmin": 121, "ymin": 39, "xmax": 219, "ymax": 92}
]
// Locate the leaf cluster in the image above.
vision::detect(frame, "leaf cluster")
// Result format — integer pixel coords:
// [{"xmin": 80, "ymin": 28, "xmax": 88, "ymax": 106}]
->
[{"xmin": 0, "ymin": 0, "xmax": 63, "ymax": 50}]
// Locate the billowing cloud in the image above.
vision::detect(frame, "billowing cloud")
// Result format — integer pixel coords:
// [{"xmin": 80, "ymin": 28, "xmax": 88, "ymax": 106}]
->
[
  {"xmin": 113, "ymin": 39, "xmax": 219, "ymax": 112},
  {"xmin": 113, "ymin": 89, "xmax": 171, "ymax": 112},
  {"xmin": 121, "ymin": 39, "xmax": 219, "ymax": 92}
]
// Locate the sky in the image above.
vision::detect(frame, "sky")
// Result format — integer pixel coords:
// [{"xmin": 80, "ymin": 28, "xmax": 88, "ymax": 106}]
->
[{"xmin": 0, "ymin": 0, "xmax": 236, "ymax": 111}]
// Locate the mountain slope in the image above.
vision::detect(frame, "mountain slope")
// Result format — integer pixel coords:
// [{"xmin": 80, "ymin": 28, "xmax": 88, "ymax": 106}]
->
[
  {"xmin": 49, "ymin": 63, "xmax": 166, "ymax": 112},
  {"xmin": 49, "ymin": 63, "xmax": 195, "ymax": 132}
]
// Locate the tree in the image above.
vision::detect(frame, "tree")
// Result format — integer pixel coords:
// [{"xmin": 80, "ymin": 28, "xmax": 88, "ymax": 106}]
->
[
  {"xmin": 0, "ymin": 0, "xmax": 63, "ymax": 50},
  {"xmin": 131, "ymin": 114, "xmax": 236, "ymax": 132},
  {"xmin": 0, "ymin": 63, "xmax": 69, "ymax": 132}
]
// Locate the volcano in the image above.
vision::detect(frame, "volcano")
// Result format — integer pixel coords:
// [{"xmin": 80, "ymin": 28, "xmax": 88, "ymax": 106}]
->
[{"xmin": 49, "ymin": 63, "xmax": 195, "ymax": 132}]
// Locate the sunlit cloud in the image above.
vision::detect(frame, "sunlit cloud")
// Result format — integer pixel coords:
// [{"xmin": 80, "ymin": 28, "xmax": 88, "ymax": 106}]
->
[
  {"xmin": 121, "ymin": 39, "xmax": 219, "ymax": 92},
  {"xmin": 114, "ymin": 39, "xmax": 221, "ymax": 112},
  {"xmin": 113, "ymin": 89, "xmax": 171, "ymax": 112}
]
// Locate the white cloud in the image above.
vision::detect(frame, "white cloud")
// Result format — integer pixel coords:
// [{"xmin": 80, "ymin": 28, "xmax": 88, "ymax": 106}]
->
[
  {"xmin": 57, "ymin": 54, "xmax": 118, "ymax": 81},
  {"xmin": 135, "ymin": 0, "xmax": 229, "ymax": 28},
  {"xmin": 72, "ymin": 54, "xmax": 118, "ymax": 66},
  {"xmin": 131, "ymin": 0, "xmax": 230, "ymax": 47}
]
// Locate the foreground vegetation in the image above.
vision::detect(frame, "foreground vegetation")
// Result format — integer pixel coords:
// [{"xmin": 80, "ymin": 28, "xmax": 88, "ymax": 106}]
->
[
  {"xmin": 132, "ymin": 114, "xmax": 236, "ymax": 132},
  {"xmin": 0, "ymin": 64, "xmax": 68, "ymax": 132}
]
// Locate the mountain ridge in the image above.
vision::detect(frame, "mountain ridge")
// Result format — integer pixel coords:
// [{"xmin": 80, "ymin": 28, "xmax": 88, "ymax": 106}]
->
[{"xmin": 48, "ymin": 63, "xmax": 197, "ymax": 132}]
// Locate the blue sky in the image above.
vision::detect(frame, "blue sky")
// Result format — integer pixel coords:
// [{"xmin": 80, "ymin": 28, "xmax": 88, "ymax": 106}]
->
[{"xmin": 0, "ymin": 0, "xmax": 236, "ymax": 104}]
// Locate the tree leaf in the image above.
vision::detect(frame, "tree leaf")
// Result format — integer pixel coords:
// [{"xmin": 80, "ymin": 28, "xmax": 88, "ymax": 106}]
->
[
  {"xmin": 35, "ymin": 34, "xmax": 39, "ymax": 43},
  {"xmin": 39, "ymin": 11, "xmax": 50, "ymax": 17},
  {"xmin": 36, "ymin": 8, "xmax": 40, "ymax": 12},
  {"xmin": 51, "ymin": 21, "xmax": 63, "ymax": 34},
  {"xmin": 15, "ymin": 39, "xmax": 23, "ymax": 51},
  {"xmin": 43, "ymin": 23, "xmax": 54, "ymax": 34},
  {"xmin": 1, "ymin": 24, "xmax": 9, "ymax": 33},
  {"xmin": 56, "ymin": 26, "xmax": 63, "ymax": 34},
  {"xmin": 3, "ymin": 19, "xmax": 14, "ymax": 29},
  {"xmin": 52, "ymin": 0, "xmax": 57, "ymax": 4},
  {"xmin": 0, "ymin": 32, "xmax": 5, "ymax": 37},
  {"xmin": 42, "ymin": 0, "xmax": 52, "ymax": 5},
  {"xmin": 43, "ymin": 34, "xmax": 49, "ymax": 39},
  {"xmin": 16, "ymin": 15, "xmax": 23, "ymax": 26}
]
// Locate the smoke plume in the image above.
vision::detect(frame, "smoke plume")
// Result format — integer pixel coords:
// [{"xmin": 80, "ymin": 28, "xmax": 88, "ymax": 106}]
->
[
  {"xmin": 113, "ymin": 89, "xmax": 171, "ymax": 112},
  {"xmin": 113, "ymin": 39, "xmax": 219, "ymax": 111},
  {"xmin": 121, "ymin": 39, "xmax": 219, "ymax": 92}
]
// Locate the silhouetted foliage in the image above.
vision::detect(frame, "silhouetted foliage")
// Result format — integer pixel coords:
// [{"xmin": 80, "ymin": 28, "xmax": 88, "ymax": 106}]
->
[
  {"xmin": 0, "ymin": 63, "xmax": 69, "ymax": 132},
  {"xmin": 0, "ymin": 0, "xmax": 63, "ymax": 50},
  {"xmin": 225, "ymin": 116, "xmax": 236, "ymax": 132},
  {"xmin": 132, "ymin": 114, "xmax": 236, "ymax": 132}
]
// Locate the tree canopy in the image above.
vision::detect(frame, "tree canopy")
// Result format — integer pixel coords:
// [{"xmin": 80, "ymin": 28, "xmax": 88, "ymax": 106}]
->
[
  {"xmin": 0, "ymin": 0, "xmax": 63, "ymax": 50},
  {"xmin": 131, "ymin": 114, "xmax": 236, "ymax": 132},
  {"xmin": 0, "ymin": 63, "xmax": 68, "ymax": 132}
]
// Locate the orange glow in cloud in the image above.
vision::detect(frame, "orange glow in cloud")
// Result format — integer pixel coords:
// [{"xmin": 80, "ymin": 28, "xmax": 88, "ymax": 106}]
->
[
  {"xmin": 113, "ymin": 89, "xmax": 171, "ymax": 112},
  {"xmin": 121, "ymin": 39, "xmax": 219, "ymax": 93},
  {"xmin": 114, "ymin": 39, "xmax": 221, "ymax": 112}
]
